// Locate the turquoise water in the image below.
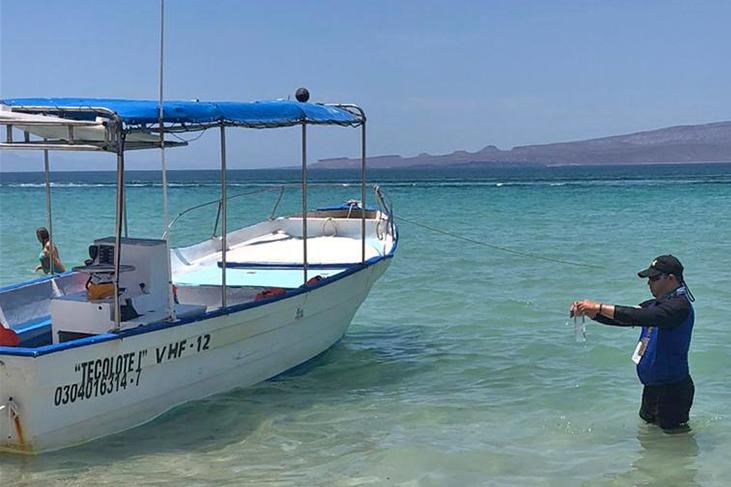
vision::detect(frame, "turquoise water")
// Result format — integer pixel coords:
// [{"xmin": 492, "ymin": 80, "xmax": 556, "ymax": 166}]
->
[{"xmin": 1, "ymin": 164, "xmax": 730, "ymax": 486}]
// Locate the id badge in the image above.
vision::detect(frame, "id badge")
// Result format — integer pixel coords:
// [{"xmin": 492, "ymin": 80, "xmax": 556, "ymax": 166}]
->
[{"xmin": 631, "ymin": 337, "xmax": 649, "ymax": 364}]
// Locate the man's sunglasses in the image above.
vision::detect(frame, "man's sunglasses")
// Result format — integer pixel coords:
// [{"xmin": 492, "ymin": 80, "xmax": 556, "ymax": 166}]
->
[{"xmin": 648, "ymin": 274, "xmax": 666, "ymax": 282}]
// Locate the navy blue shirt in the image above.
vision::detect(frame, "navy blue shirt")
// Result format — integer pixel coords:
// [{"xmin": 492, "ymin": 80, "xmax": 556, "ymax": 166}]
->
[{"xmin": 594, "ymin": 287, "xmax": 694, "ymax": 385}]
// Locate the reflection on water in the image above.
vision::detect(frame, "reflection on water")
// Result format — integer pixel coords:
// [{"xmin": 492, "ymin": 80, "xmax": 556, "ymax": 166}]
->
[{"xmin": 611, "ymin": 425, "xmax": 700, "ymax": 486}]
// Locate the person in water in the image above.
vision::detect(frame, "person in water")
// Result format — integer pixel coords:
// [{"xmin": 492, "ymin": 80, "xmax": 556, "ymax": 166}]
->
[
  {"xmin": 570, "ymin": 255, "xmax": 695, "ymax": 431},
  {"xmin": 35, "ymin": 226, "xmax": 65, "ymax": 274}
]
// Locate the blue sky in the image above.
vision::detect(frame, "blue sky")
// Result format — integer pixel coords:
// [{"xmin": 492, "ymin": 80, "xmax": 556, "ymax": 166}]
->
[{"xmin": 1, "ymin": 0, "xmax": 730, "ymax": 170}]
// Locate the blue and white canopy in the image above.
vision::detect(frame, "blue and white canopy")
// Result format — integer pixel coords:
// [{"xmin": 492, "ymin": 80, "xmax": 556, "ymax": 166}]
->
[{"xmin": 1, "ymin": 97, "xmax": 364, "ymax": 130}]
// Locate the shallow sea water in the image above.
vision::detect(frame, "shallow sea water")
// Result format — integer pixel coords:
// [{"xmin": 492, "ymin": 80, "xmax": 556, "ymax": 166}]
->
[{"xmin": 1, "ymin": 164, "xmax": 730, "ymax": 486}]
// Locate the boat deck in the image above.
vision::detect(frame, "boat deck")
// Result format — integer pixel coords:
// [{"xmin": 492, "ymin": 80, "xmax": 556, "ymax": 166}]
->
[
  {"xmin": 173, "ymin": 234, "xmax": 383, "ymax": 289},
  {"xmin": 174, "ymin": 266, "xmax": 348, "ymax": 288}
]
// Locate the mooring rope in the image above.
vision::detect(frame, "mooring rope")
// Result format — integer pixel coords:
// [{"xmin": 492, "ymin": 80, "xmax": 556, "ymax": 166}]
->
[{"xmin": 396, "ymin": 215, "xmax": 604, "ymax": 269}]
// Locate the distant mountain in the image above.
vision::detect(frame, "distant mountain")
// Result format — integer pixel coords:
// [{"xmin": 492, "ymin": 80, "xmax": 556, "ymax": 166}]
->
[{"xmin": 311, "ymin": 121, "xmax": 731, "ymax": 169}]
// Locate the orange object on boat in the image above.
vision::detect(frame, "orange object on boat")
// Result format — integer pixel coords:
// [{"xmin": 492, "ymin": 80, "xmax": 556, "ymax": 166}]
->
[
  {"xmin": 87, "ymin": 282, "xmax": 114, "ymax": 300},
  {"xmin": 254, "ymin": 287, "xmax": 287, "ymax": 301},
  {"xmin": 306, "ymin": 275, "xmax": 323, "ymax": 286}
]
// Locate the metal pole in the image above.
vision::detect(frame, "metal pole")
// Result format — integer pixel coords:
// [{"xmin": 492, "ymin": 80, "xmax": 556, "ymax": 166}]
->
[
  {"xmin": 361, "ymin": 122, "xmax": 367, "ymax": 263},
  {"xmin": 159, "ymin": 0, "xmax": 175, "ymax": 321},
  {"xmin": 301, "ymin": 123, "xmax": 308, "ymax": 284},
  {"xmin": 220, "ymin": 124, "xmax": 227, "ymax": 309},
  {"xmin": 159, "ymin": 0, "xmax": 169, "ymax": 234},
  {"xmin": 123, "ymin": 193, "xmax": 128, "ymax": 237},
  {"xmin": 43, "ymin": 148, "xmax": 55, "ymax": 274},
  {"xmin": 113, "ymin": 134, "xmax": 126, "ymax": 331}
]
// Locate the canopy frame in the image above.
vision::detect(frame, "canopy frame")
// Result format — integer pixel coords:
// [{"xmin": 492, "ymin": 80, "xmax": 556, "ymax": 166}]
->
[{"xmin": 0, "ymin": 96, "xmax": 368, "ymax": 331}]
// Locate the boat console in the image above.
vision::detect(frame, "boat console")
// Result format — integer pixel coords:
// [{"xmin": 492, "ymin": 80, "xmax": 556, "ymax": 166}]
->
[{"xmin": 50, "ymin": 237, "xmax": 171, "ymax": 342}]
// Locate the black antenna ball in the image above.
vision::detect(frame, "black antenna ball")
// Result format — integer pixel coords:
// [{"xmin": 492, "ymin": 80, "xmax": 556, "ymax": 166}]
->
[{"xmin": 295, "ymin": 87, "xmax": 310, "ymax": 102}]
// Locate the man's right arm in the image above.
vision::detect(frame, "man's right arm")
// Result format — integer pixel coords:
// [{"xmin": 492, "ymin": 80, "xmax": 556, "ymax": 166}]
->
[
  {"xmin": 592, "ymin": 299, "xmax": 655, "ymax": 327},
  {"xmin": 593, "ymin": 313, "xmax": 634, "ymax": 327},
  {"xmin": 612, "ymin": 297, "xmax": 690, "ymax": 329}
]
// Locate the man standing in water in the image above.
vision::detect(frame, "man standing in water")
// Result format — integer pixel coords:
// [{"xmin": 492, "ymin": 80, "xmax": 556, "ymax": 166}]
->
[{"xmin": 570, "ymin": 255, "xmax": 695, "ymax": 431}]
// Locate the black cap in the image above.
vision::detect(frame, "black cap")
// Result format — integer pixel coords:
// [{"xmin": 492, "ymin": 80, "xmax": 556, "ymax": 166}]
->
[{"xmin": 637, "ymin": 255, "xmax": 684, "ymax": 279}]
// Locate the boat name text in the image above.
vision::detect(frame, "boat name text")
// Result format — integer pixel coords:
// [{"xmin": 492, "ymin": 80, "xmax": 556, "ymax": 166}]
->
[
  {"xmin": 51, "ymin": 333, "xmax": 212, "ymax": 407},
  {"xmin": 53, "ymin": 350, "xmax": 147, "ymax": 407}
]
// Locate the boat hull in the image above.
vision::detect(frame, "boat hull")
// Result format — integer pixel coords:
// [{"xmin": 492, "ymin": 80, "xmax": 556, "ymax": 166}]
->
[{"xmin": 0, "ymin": 258, "xmax": 389, "ymax": 454}]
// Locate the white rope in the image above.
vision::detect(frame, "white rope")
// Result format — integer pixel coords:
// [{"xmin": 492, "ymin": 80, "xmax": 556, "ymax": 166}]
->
[
  {"xmin": 322, "ymin": 218, "xmax": 337, "ymax": 237},
  {"xmin": 396, "ymin": 215, "xmax": 604, "ymax": 269}
]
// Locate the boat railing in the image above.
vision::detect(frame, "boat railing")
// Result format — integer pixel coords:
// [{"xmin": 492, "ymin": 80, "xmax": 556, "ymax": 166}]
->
[
  {"xmin": 162, "ymin": 185, "xmax": 287, "ymax": 240},
  {"xmin": 164, "ymin": 183, "xmax": 395, "ymax": 242},
  {"xmin": 374, "ymin": 185, "xmax": 396, "ymax": 240}
]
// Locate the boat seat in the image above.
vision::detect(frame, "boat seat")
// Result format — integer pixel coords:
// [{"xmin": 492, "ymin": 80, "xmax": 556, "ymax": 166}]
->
[{"xmin": 119, "ymin": 303, "xmax": 207, "ymax": 328}]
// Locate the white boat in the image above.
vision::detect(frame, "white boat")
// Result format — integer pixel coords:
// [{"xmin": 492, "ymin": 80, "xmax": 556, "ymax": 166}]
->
[{"xmin": 0, "ymin": 96, "xmax": 397, "ymax": 454}]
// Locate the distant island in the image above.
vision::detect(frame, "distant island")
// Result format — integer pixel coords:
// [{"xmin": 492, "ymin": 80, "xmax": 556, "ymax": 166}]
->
[{"xmin": 312, "ymin": 121, "xmax": 731, "ymax": 169}]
